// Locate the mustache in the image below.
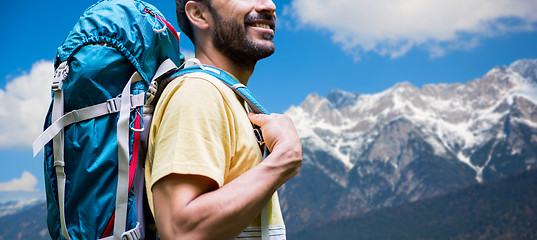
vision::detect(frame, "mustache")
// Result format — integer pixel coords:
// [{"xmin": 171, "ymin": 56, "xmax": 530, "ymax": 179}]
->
[{"xmin": 245, "ymin": 12, "xmax": 276, "ymax": 25}]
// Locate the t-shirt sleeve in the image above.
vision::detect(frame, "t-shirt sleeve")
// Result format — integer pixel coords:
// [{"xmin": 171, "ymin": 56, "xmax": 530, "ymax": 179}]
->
[{"xmin": 149, "ymin": 76, "xmax": 235, "ymax": 188}]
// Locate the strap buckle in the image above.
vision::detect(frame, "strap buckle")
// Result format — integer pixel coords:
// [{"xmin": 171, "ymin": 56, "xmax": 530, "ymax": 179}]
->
[
  {"xmin": 145, "ymin": 80, "xmax": 158, "ymax": 106},
  {"xmin": 106, "ymin": 97, "xmax": 120, "ymax": 113},
  {"xmin": 121, "ymin": 223, "xmax": 142, "ymax": 240},
  {"xmin": 52, "ymin": 62, "xmax": 69, "ymax": 91}
]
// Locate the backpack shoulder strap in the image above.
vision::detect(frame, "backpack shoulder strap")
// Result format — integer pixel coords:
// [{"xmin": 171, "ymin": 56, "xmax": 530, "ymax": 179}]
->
[
  {"xmin": 170, "ymin": 61, "xmax": 271, "ymax": 240},
  {"xmin": 146, "ymin": 58, "xmax": 269, "ymax": 145},
  {"xmin": 170, "ymin": 59, "xmax": 269, "ymax": 114},
  {"xmin": 145, "ymin": 59, "xmax": 272, "ymax": 240}
]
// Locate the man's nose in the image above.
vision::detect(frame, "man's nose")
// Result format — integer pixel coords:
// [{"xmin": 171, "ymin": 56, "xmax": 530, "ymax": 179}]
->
[{"xmin": 255, "ymin": 0, "xmax": 276, "ymax": 14}]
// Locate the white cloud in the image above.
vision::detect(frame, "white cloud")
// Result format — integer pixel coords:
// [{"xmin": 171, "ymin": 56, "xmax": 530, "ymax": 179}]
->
[
  {"xmin": 0, "ymin": 61, "xmax": 53, "ymax": 149},
  {"xmin": 285, "ymin": 0, "xmax": 537, "ymax": 59},
  {"xmin": 0, "ymin": 171, "xmax": 38, "ymax": 192}
]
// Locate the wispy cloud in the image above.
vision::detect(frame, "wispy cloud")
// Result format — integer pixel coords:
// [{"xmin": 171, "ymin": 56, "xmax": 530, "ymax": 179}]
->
[
  {"xmin": 285, "ymin": 0, "xmax": 537, "ymax": 59},
  {"xmin": 0, "ymin": 61, "xmax": 52, "ymax": 149},
  {"xmin": 0, "ymin": 171, "xmax": 38, "ymax": 192}
]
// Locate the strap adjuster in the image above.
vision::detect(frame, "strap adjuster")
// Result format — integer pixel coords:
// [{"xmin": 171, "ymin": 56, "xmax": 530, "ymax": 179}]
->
[
  {"xmin": 107, "ymin": 94, "xmax": 144, "ymax": 113},
  {"xmin": 145, "ymin": 80, "xmax": 158, "ymax": 105},
  {"xmin": 52, "ymin": 62, "xmax": 69, "ymax": 91},
  {"xmin": 253, "ymin": 127, "xmax": 264, "ymax": 145},
  {"xmin": 54, "ymin": 160, "xmax": 65, "ymax": 167},
  {"xmin": 231, "ymin": 83, "xmax": 246, "ymax": 91},
  {"xmin": 51, "ymin": 78, "xmax": 63, "ymax": 92},
  {"xmin": 107, "ymin": 98, "xmax": 120, "ymax": 113},
  {"xmin": 121, "ymin": 223, "xmax": 142, "ymax": 240}
]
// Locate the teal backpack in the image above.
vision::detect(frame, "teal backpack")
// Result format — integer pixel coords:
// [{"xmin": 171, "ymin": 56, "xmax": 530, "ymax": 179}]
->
[{"xmin": 32, "ymin": 0, "xmax": 268, "ymax": 239}]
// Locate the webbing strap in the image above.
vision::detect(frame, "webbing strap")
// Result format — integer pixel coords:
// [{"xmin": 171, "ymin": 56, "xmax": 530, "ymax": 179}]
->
[
  {"xmin": 151, "ymin": 58, "xmax": 177, "ymax": 82},
  {"xmin": 55, "ymin": 163, "xmax": 69, "ymax": 240},
  {"xmin": 145, "ymin": 58, "xmax": 180, "ymax": 109},
  {"xmin": 32, "ymin": 93, "xmax": 145, "ymax": 156},
  {"xmin": 114, "ymin": 72, "xmax": 138, "ymax": 239},
  {"xmin": 51, "ymin": 61, "xmax": 71, "ymax": 240},
  {"xmin": 101, "ymin": 114, "xmax": 143, "ymax": 239},
  {"xmin": 261, "ymin": 204, "xmax": 269, "ymax": 240},
  {"xmin": 172, "ymin": 65, "xmax": 269, "ymax": 114}
]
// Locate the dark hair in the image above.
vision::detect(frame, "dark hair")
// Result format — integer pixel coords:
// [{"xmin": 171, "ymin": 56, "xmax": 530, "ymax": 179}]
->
[{"xmin": 176, "ymin": 0, "xmax": 209, "ymax": 43}]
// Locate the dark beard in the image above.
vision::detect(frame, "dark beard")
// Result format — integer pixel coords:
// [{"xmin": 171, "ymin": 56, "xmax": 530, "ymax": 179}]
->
[{"xmin": 209, "ymin": 5, "xmax": 275, "ymax": 68}]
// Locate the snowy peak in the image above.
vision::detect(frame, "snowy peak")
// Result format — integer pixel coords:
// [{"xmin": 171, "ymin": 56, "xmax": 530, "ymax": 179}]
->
[
  {"xmin": 325, "ymin": 89, "xmax": 360, "ymax": 109},
  {"xmin": 510, "ymin": 59, "xmax": 537, "ymax": 83},
  {"xmin": 0, "ymin": 199, "xmax": 43, "ymax": 218},
  {"xmin": 280, "ymin": 58, "xmax": 537, "ymax": 230},
  {"xmin": 285, "ymin": 58, "xmax": 537, "ymax": 183}
]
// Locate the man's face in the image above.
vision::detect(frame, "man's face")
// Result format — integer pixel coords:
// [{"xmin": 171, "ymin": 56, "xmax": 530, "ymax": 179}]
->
[{"xmin": 208, "ymin": 0, "xmax": 276, "ymax": 66}]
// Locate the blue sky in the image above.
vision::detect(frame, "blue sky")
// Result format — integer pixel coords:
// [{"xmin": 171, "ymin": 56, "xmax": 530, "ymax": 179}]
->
[{"xmin": 1, "ymin": 0, "xmax": 537, "ymax": 202}]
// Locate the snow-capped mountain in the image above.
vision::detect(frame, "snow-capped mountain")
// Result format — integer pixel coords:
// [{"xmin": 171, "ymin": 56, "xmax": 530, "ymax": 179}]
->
[
  {"xmin": 0, "ymin": 198, "xmax": 43, "ymax": 218},
  {"xmin": 279, "ymin": 59, "xmax": 537, "ymax": 230},
  {"xmin": 0, "ymin": 201, "xmax": 48, "ymax": 240}
]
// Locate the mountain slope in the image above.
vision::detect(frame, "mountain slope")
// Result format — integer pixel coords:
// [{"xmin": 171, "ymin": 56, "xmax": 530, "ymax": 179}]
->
[
  {"xmin": 0, "ymin": 198, "xmax": 43, "ymax": 218},
  {"xmin": 289, "ymin": 168, "xmax": 537, "ymax": 240},
  {"xmin": 0, "ymin": 201, "xmax": 48, "ymax": 240},
  {"xmin": 280, "ymin": 59, "xmax": 537, "ymax": 230}
]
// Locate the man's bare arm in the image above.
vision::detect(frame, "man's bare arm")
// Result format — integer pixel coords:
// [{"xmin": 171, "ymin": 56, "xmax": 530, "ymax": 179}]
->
[{"xmin": 152, "ymin": 113, "xmax": 302, "ymax": 240}]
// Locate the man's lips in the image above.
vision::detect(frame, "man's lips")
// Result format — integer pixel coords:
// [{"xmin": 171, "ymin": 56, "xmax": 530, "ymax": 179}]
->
[
  {"xmin": 247, "ymin": 20, "xmax": 275, "ymax": 35},
  {"xmin": 251, "ymin": 23, "xmax": 271, "ymax": 30}
]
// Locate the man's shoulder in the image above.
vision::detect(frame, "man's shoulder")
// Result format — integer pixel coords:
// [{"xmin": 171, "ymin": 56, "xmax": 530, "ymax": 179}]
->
[
  {"xmin": 173, "ymin": 71, "xmax": 228, "ymax": 89},
  {"xmin": 158, "ymin": 71, "xmax": 242, "ymax": 113}
]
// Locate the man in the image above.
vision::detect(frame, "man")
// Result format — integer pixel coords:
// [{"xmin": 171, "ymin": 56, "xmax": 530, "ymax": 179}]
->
[{"xmin": 144, "ymin": 0, "xmax": 302, "ymax": 239}]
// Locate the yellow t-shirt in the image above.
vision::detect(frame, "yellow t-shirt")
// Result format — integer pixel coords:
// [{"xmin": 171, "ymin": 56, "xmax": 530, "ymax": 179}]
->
[{"xmin": 145, "ymin": 72, "xmax": 285, "ymax": 239}]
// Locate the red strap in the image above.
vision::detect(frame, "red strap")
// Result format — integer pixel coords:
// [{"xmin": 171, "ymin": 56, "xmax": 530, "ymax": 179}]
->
[
  {"xmin": 102, "ymin": 212, "xmax": 115, "ymax": 238},
  {"xmin": 155, "ymin": 14, "xmax": 180, "ymax": 45},
  {"xmin": 129, "ymin": 116, "xmax": 141, "ymax": 191},
  {"xmin": 101, "ymin": 115, "xmax": 142, "ymax": 238},
  {"xmin": 144, "ymin": 7, "xmax": 180, "ymax": 45}
]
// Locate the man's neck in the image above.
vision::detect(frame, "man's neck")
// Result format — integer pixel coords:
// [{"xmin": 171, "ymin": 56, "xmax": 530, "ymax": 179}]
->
[{"xmin": 195, "ymin": 48, "xmax": 255, "ymax": 86}]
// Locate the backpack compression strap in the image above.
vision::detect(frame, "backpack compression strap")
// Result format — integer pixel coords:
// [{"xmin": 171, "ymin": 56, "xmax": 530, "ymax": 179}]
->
[
  {"xmin": 33, "ymin": 63, "xmax": 146, "ymax": 240},
  {"xmin": 51, "ymin": 61, "xmax": 70, "ymax": 240},
  {"xmin": 32, "ymin": 77, "xmax": 145, "ymax": 156}
]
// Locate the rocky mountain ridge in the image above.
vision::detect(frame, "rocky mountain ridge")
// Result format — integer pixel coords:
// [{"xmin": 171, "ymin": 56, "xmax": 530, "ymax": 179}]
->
[
  {"xmin": 0, "ymin": 198, "xmax": 43, "ymax": 218},
  {"xmin": 279, "ymin": 59, "xmax": 537, "ymax": 230}
]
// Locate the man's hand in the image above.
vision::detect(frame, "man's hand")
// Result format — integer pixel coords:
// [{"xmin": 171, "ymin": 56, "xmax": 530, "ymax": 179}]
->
[{"xmin": 248, "ymin": 113, "xmax": 302, "ymax": 180}]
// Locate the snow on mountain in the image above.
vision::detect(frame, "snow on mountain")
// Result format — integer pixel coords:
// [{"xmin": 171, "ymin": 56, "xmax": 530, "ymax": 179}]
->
[
  {"xmin": 280, "ymin": 59, "xmax": 537, "ymax": 230},
  {"xmin": 0, "ymin": 198, "xmax": 43, "ymax": 218},
  {"xmin": 285, "ymin": 59, "xmax": 537, "ymax": 184}
]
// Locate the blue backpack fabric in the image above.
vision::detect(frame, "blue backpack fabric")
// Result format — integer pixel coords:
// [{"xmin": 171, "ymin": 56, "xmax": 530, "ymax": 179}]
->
[{"xmin": 32, "ymin": 0, "xmax": 270, "ymax": 239}]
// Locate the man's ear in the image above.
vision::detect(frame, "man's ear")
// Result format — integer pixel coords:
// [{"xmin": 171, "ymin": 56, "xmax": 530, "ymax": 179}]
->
[{"xmin": 185, "ymin": 1, "xmax": 210, "ymax": 31}]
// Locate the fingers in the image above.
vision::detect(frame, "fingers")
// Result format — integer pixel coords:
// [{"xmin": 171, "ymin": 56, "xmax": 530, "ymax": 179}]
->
[
  {"xmin": 247, "ymin": 113, "xmax": 300, "ymax": 151},
  {"xmin": 247, "ymin": 112, "xmax": 269, "ymax": 127},
  {"xmin": 247, "ymin": 113, "xmax": 302, "ymax": 179}
]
